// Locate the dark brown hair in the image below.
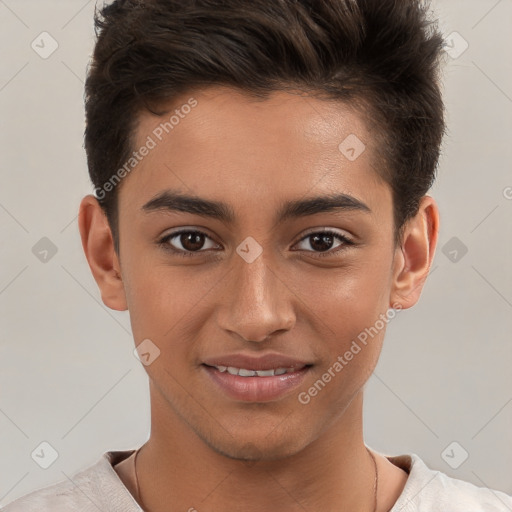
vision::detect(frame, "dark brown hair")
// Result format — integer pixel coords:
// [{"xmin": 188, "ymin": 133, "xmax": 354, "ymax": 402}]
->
[{"xmin": 84, "ymin": 0, "xmax": 446, "ymax": 252}]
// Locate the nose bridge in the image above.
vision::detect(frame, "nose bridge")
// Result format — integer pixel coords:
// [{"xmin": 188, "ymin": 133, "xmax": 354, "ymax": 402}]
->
[
  {"xmin": 218, "ymin": 246, "xmax": 294, "ymax": 342},
  {"xmin": 238, "ymin": 253, "xmax": 273, "ymax": 310}
]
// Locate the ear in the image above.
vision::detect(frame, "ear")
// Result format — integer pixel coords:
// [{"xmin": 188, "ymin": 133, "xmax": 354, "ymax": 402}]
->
[
  {"xmin": 389, "ymin": 195, "xmax": 439, "ymax": 309},
  {"xmin": 78, "ymin": 195, "xmax": 128, "ymax": 311}
]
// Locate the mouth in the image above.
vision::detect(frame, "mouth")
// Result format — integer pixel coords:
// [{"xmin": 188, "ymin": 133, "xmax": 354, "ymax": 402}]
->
[
  {"xmin": 201, "ymin": 356, "xmax": 312, "ymax": 402},
  {"xmin": 211, "ymin": 365, "xmax": 305, "ymax": 377}
]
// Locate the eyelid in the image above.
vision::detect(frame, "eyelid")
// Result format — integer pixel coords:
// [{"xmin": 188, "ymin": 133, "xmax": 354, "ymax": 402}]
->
[
  {"xmin": 159, "ymin": 227, "xmax": 219, "ymax": 248},
  {"xmin": 292, "ymin": 228, "xmax": 354, "ymax": 257},
  {"xmin": 158, "ymin": 226, "xmax": 355, "ymax": 257},
  {"xmin": 296, "ymin": 227, "xmax": 354, "ymax": 244}
]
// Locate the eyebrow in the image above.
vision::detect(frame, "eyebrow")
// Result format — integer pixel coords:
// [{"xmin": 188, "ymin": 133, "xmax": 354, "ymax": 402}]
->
[{"xmin": 141, "ymin": 189, "xmax": 371, "ymax": 224}]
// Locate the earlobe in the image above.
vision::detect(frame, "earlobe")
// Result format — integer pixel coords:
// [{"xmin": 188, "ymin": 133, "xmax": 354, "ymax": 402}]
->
[
  {"xmin": 389, "ymin": 196, "xmax": 439, "ymax": 310},
  {"xmin": 78, "ymin": 195, "xmax": 128, "ymax": 311}
]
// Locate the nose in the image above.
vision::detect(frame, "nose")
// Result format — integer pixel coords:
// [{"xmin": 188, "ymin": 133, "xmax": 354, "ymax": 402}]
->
[{"xmin": 216, "ymin": 250, "xmax": 295, "ymax": 343}]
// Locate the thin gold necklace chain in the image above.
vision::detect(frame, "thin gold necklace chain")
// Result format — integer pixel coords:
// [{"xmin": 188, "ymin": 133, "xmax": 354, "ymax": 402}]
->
[{"xmin": 133, "ymin": 445, "xmax": 378, "ymax": 512}]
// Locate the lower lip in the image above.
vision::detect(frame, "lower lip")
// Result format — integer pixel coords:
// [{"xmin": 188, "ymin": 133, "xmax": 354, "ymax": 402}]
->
[{"xmin": 202, "ymin": 365, "xmax": 311, "ymax": 402}]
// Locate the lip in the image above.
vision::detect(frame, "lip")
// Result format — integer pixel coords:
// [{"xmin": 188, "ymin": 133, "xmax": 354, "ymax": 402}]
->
[
  {"xmin": 202, "ymin": 352, "xmax": 312, "ymax": 402},
  {"xmin": 202, "ymin": 353, "xmax": 310, "ymax": 371}
]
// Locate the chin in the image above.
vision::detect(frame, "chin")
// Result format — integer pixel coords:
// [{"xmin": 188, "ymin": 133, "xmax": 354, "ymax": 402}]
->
[{"xmin": 203, "ymin": 429, "xmax": 311, "ymax": 462}]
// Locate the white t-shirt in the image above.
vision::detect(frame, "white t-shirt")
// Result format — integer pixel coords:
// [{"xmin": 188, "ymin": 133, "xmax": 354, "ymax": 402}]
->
[{"xmin": 1, "ymin": 448, "xmax": 511, "ymax": 511}]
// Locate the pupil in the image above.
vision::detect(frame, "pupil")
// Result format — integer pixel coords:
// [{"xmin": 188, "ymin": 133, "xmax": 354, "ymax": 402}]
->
[
  {"xmin": 182, "ymin": 232, "xmax": 204, "ymax": 251},
  {"xmin": 311, "ymin": 233, "xmax": 333, "ymax": 252}
]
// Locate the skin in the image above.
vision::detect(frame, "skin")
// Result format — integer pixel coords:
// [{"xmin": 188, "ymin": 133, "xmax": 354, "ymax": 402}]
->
[{"xmin": 79, "ymin": 86, "xmax": 439, "ymax": 512}]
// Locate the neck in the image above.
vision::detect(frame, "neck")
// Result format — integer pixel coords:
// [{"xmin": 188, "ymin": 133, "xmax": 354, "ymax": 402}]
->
[{"xmin": 135, "ymin": 387, "xmax": 380, "ymax": 512}]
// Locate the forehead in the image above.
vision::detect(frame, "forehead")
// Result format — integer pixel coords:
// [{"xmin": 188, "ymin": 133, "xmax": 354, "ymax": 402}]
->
[
  {"xmin": 135, "ymin": 86, "xmax": 372, "ymax": 158},
  {"xmin": 122, "ymin": 86, "xmax": 388, "ymax": 218}
]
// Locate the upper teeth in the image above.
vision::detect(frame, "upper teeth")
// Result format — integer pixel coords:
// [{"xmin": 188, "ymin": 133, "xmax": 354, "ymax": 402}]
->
[{"xmin": 214, "ymin": 366, "xmax": 299, "ymax": 377}]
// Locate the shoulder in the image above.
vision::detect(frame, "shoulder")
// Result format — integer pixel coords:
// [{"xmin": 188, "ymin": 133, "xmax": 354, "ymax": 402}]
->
[
  {"xmin": 1, "ymin": 478, "xmax": 92, "ymax": 512},
  {"xmin": 388, "ymin": 453, "xmax": 512, "ymax": 512},
  {"xmin": 0, "ymin": 450, "xmax": 140, "ymax": 512}
]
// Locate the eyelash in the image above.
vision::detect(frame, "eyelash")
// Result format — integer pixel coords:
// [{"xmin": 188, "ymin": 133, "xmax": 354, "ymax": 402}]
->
[{"xmin": 157, "ymin": 229, "xmax": 354, "ymax": 259}]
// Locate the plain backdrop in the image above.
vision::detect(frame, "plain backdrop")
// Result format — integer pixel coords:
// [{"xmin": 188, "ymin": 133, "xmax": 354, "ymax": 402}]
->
[{"xmin": 1, "ymin": 0, "xmax": 511, "ymax": 506}]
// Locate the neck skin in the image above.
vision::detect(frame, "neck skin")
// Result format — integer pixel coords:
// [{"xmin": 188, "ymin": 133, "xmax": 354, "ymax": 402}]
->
[{"xmin": 131, "ymin": 385, "xmax": 409, "ymax": 512}]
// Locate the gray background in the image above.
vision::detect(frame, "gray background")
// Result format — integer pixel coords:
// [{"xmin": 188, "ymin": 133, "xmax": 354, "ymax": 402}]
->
[{"xmin": 1, "ymin": 0, "xmax": 511, "ymax": 506}]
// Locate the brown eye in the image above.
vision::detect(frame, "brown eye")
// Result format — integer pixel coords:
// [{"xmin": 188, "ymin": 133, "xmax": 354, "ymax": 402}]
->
[
  {"xmin": 159, "ymin": 230, "xmax": 219, "ymax": 256},
  {"xmin": 177, "ymin": 232, "xmax": 206, "ymax": 251},
  {"xmin": 295, "ymin": 230, "xmax": 354, "ymax": 257}
]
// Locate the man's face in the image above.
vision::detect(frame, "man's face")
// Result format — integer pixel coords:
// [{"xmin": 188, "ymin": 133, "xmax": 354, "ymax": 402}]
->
[{"xmin": 116, "ymin": 86, "xmax": 400, "ymax": 460}]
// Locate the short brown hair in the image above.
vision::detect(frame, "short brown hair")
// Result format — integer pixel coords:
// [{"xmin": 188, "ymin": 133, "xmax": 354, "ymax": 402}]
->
[{"xmin": 84, "ymin": 0, "xmax": 446, "ymax": 252}]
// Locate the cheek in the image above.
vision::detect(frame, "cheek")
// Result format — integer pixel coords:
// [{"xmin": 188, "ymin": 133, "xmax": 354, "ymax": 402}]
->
[
  {"xmin": 300, "ymin": 259, "xmax": 392, "ymax": 335},
  {"xmin": 296, "ymin": 257, "xmax": 392, "ymax": 396},
  {"xmin": 123, "ymin": 262, "xmax": 216, "ymax": 349},
  {"xmin": 299, "ymin": 301, "xmax": 388, "ymax": 415},
  {"xmin": 122, "ymin": 262, "xmax": 172, "ymax": 341}
]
